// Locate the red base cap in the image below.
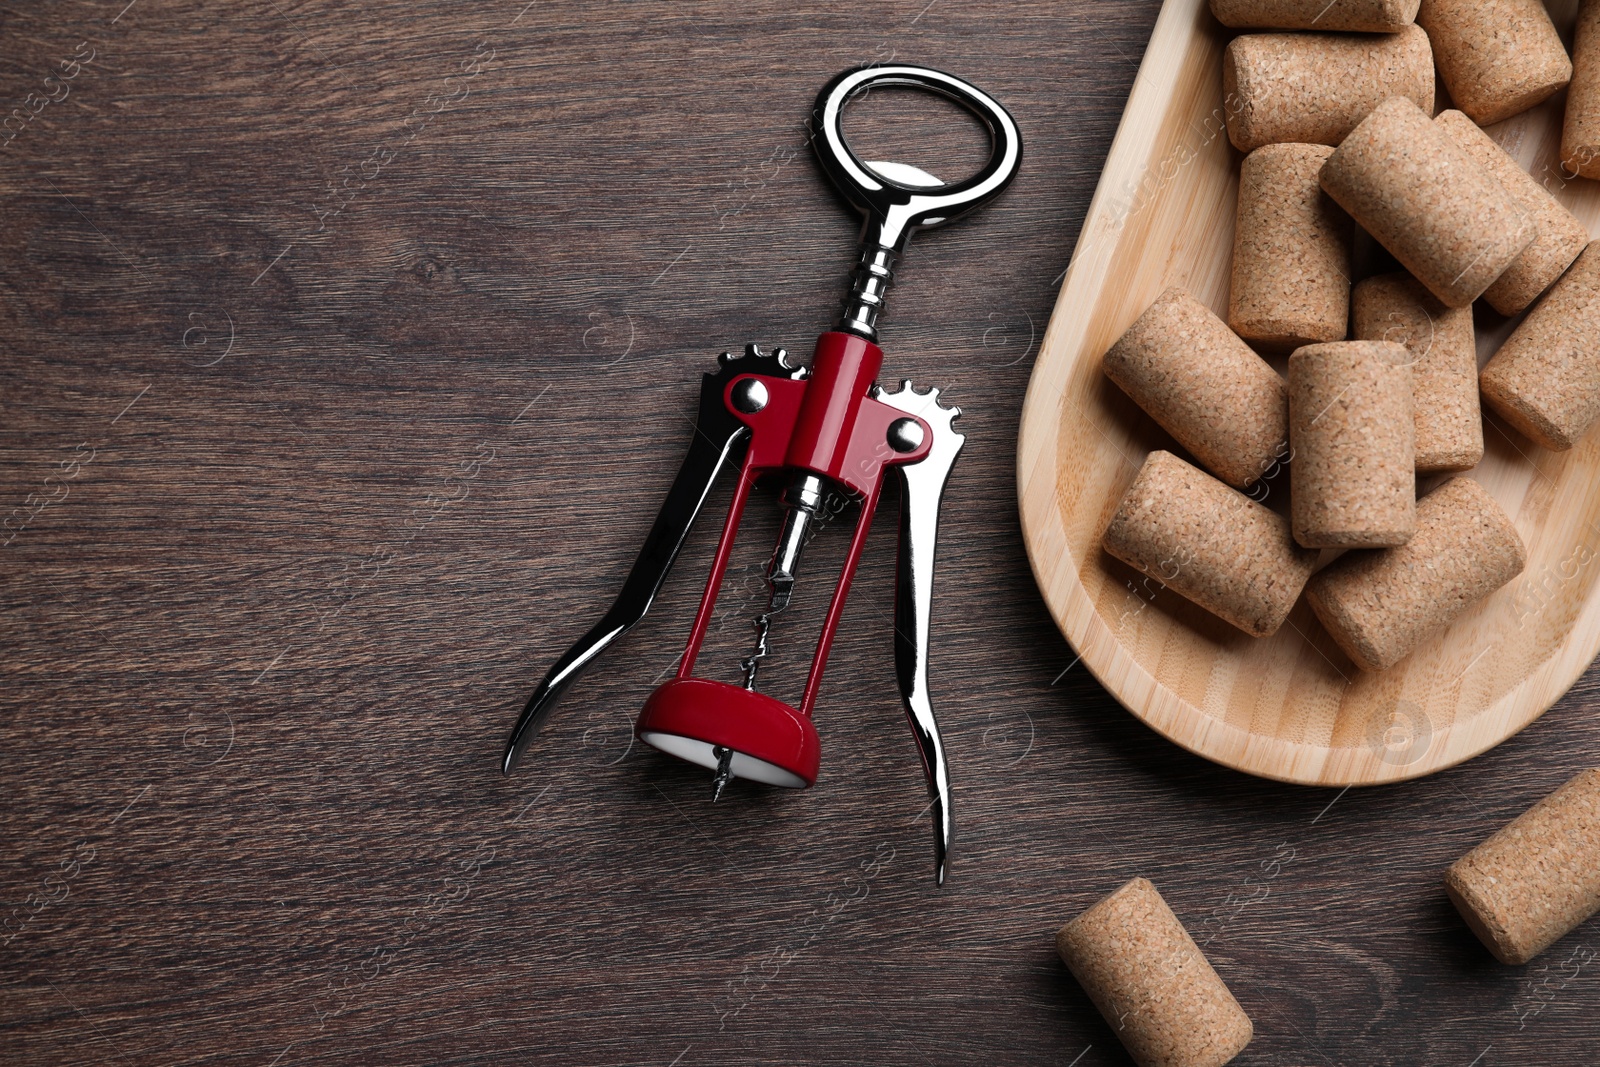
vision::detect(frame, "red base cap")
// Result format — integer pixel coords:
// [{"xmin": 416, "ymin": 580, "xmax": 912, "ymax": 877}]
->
[{"xmin": 635, "ymin": 678, "xmax": 820, "ymax": 788}]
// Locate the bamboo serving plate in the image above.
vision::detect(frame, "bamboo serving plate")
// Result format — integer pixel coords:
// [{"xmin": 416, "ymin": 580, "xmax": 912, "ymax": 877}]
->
[{"xmin": 1017, "ymin": 0, "xmax": 1600, "ymax": 785}]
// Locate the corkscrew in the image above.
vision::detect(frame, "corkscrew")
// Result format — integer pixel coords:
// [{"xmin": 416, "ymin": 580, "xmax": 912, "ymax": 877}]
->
[{"xmin": 502, "ymin": 64, "xmax": 1021, "ymax": 884}]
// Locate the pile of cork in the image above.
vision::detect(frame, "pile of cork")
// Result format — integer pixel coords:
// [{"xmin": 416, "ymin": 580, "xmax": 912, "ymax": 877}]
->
[
  {"xmin": 1102, "ymin": 0, "xmax": 1600, "ymax": 673},
  {"xmin": 1065, "ymin": 5, "xmax": 1600, "ymax": 1067}
]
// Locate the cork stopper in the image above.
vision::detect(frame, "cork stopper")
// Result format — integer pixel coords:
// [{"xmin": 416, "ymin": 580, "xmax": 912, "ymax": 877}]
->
[
  {"xmin": 1351, "ymin": 272, "xmax": 1481, "ymax": 472},
  {"xmin": 1481, "ymin": 241, "xmax": 1600, "ymax": 451},
  {"xmin": 1435, "ymin": 109, "xmax": 1589, "ymax": 316},
  {"xmin": 1288, "ymin": 341, "xmax": 1416, "ymax": 548},
  {"xmin": 1104, "ymin": 287, "xmax": 1290, "ymax": 489},
  {"xmin": 1445, "ymin": 768, "xmax": 1600, "ymax": 965},
  {"xmin": 1305, "ymin": 477, "xmax": 1526, "ymax": 671},
  {"xmin": 1563, "ymin": 0, "xmax": 1600, "ymax": 180},
  {"xmin": 1229, "ymin": 143, "xmax": 1353, "ymax": 350},
  {"xmin": 1222, "ymin": 25, "xmax": 1434, "ymax": 152},
  {"xmin": 1056, "ymin": 878, "xmax": 1253, "ymax": 1067},
  {"xmin": 1417, "ymin": 0, "xmax": 1572, "ymax": 126},
  {"xmin": 1103, "ymin": 451, "xmax": 1318, "ymax": 638},
  {"xmin": 1209, "ymin": 0, "xmax": 1419, "ymax": 32},
  {"xmin": 1319, "ymin": 97, "xmax": 1536, "ymax": 308}
]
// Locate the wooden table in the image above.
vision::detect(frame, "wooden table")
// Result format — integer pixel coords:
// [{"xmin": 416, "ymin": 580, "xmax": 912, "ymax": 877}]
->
[{"xmin": 2, "ymin": 1, "xmax": 1596, "ymax": 1063}]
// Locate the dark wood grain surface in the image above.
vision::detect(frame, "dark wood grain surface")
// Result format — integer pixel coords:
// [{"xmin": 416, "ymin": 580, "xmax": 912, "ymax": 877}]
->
[{"xmin": 3, "ymin": 1, "xmax": 1598, "ymax": 1063}]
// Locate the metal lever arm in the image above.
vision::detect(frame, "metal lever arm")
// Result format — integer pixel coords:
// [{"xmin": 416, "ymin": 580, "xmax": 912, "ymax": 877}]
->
[
  {"xmin": 876, "ymin": 381, "xmax": 965, "ymax": 885},
  {"xmin": 502, "ymin": 345, "xmax": 804, "ymax": 774}
]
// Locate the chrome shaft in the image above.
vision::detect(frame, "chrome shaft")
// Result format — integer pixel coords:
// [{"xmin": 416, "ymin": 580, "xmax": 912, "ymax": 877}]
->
[{"xmin": 839, "ymin": 245, "xmax": 897, "ymax": 341}]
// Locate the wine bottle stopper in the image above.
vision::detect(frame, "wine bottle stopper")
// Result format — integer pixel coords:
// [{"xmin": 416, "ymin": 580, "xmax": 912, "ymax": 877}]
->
[
  {"xmin": 1056, "ymin": 878, "xmax": 1254, "ymax": 1067},
  {"xmin": 1446, "ymin": 768, "xmax": 1600, "ymax": 964},
  {"xmin": 1102, "ymin": 287, "xmax": 1289, "ymax": 490}
]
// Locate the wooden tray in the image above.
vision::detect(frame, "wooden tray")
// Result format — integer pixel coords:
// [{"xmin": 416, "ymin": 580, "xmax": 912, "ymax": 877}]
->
[{"xmin": 1017, "ymin": 0, "xmax": 1600, "ymax": 785}]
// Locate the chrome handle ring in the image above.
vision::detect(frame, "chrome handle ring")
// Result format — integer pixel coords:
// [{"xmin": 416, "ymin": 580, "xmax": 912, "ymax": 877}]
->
[{"xmin": 807, "ymin": 64, "xmax": 1023, "ymax": 255}]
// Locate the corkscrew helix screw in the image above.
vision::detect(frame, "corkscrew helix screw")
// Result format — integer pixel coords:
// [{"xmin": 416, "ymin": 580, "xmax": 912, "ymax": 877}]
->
[{"xmin": 501, "ymin": 64, "xmax": 1021, "ymax": 884}]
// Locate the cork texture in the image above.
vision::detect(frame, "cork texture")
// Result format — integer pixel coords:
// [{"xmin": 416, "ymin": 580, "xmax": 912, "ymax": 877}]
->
[
  {"xmin": 1351, "ymin": 272, "xmax": 1481, "ymax": 472},
  {"xmin": 1418, "ymin": 0, "xmax": 1572, "ymax": 126},
  {"xmin": 1222, "ymin": 25, "xmax": 1434, "ymax": 152},
  {"xmin": 1444, "ymin": 769, "xmax": 1600, "ymax": 965},
  {"xmin": 1288, "ymin": 341, "xmax": 1416, "ymax": 548},
  {"xmin": 1564, "ymin": 0, "xmax": 1600, "ymax": 179},
  {"xmin": 1102, "ymin": 451, "xmax": 1317, "ymax": 638},
  {"xmin": 1105, "ymin": 288, "xmax": 1290, "ymax": 488},
  {"xmin": 1305, "ymin": 477, "xmax": 1526, "ymax": 671},
  {"xmin": 1056, "ymin": 878, "xmax": 1254, "ymax": 1067},
  {"xmin": 1229, "ymin": 143, "xmax": 1353, "ymax": 350},
  {"xmin": 1210, "ymin": 0, "xmax": 1419, "ymax": 31},
  {"xmin": 1319, "ymin": 97, "xmax": 1536, "ymax": 307},
  {"xmin": 1481, "ymin": 241, "xmax": 1600, "ymax": 451},
  {"xmin": 1435, "ymin": 109, "xmax": 1589, "ymax": 315}
]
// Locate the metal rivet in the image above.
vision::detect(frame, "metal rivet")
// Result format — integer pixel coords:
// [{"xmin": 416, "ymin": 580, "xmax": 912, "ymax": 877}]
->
[
  {"xmin": 731, "ymin": 379, "xmax": 769, "ymax": 414},
  {"xmin": 887, "ymin": 417, "xmax": 925, "ymax": 453}
]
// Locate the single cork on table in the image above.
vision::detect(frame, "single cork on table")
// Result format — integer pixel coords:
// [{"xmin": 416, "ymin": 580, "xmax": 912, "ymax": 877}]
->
[
  {"xmin": 1418, "ymin": 0, "xmax": 1571, "ymax": 126},
  {"xmin": 1056, "ymin": 878, "xmax": 1253, "ymax": 1067},
  {"xmin": 1305, "ymin": 477, "xmax": 1525, "ymax": 671},
  {"xmin": 1104, "ymin": 287, "xmax": 1289, "ymax": 489},
  {"xmin": 1435, "ymin": 109, "xmax": 1588, "ymax": 316},
  {"xmin": 1288, "ymin": 341, "xmax": 1416, "ymax": 548},
  {"xmin": 1351, "ymin": 272, "xmax": 1481, "ymax": 472},
  {"xmin": 1319, "ymin": 97, "xmax": 1535, "ymax": 308},
  {"xmin": 1563, "ymin": 0, "xmax": 1600, "ymax": 180},
  {"xmin": 1229, "ymin": 143, "xmax": 1353, "ymax": 350},
  {"xmin": 1103, "ymin": 451, "xmax": 1317, "ymax": 638},
  {"xmin": 1223, "ymin": 25, "xmax": 1433, "ymax": 152},
  {"xmin": 1445, "ymin": 769, "xmax": 1600, "ymax": 965},
  {"xmin": 1481, "ymin": 241, "xmax": 1600, "ymax": 451},
  {"xmin": 1210, "ymin": 0, "xmax": 1419, "ymax": 32}
]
